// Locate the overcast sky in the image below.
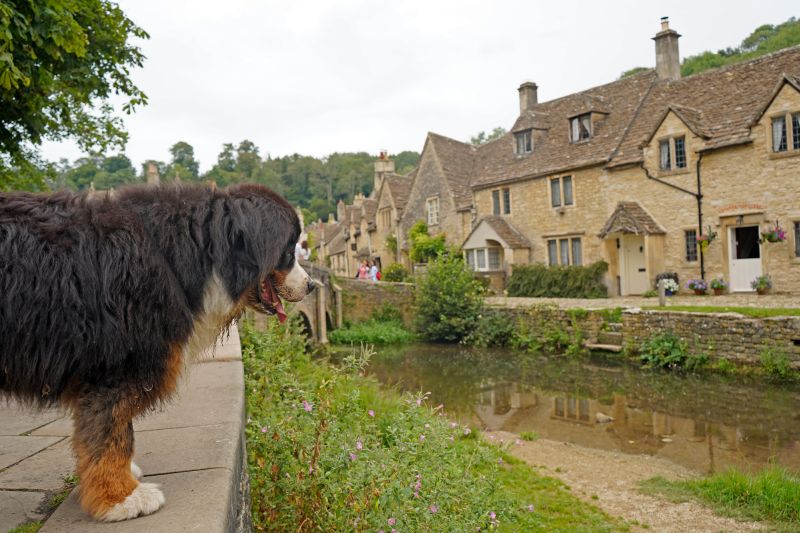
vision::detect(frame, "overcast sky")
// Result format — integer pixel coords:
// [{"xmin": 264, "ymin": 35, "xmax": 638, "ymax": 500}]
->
[{"xmin": 41, "ymin": 0, "xmax": 798, "ymax": 173}]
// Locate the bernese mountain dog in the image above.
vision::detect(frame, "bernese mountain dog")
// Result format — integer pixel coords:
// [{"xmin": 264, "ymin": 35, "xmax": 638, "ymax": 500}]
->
[{"xmin": 0, "ymin": 183, "xmax": 313, "ymax": 521}]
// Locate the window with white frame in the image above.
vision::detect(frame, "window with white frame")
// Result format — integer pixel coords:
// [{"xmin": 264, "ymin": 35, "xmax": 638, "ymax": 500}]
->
[
  {"xmin": 465, "ymin": 247, "xmax": 502, "ymax": 271},
  {"xmin": 570, "ymin": 113, "xmax": 592, "ymax": 142},
  {"xmin": 426, "ymin": 196, "xmax": 439, "ymax": 226},
  {"xmin": 550, "ymin": 176, "xmax": 573, "ymax": 208},
  {"xmin": 659, "ymin": 136, "xmax": 687, "ymax": 170},
  {"xmin": 772, "ymin": 113, "xmax": 800, "ymax": 153},
  {"xmin": 546, "ymin": 237, "xmax": 582, "ymax": 265},
  {"xmin": 492, "ymin": 187, "xmax": 511, "ymax": 215},
  {"xmin": 515, "ymin": 130, "xmax": 532, "ymax": 154}
]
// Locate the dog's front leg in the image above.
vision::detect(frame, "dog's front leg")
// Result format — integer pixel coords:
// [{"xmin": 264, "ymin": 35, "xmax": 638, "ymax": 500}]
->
[{"xmin": 71, "ymin": 388, "xmax": 165, "ymax": 521}]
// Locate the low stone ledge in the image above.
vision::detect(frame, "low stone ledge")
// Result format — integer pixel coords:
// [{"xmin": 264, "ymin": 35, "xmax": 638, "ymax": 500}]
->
[{"xmin": 40, "ymin": 324, "xmax": 251, "ymax": 533}]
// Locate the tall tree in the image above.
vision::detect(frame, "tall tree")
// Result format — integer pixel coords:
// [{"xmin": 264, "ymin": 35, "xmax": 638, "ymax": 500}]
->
[
  {"xmin": 0, "ymin": 0, "xmax": 148, "ymax": 191},
  {"xmin": 470, "ymin": 127, "xmax": 506, "ymax": 145},
  {"xmin": 164, "ymin": 141, "xmax": 200, "ymax": 181}
]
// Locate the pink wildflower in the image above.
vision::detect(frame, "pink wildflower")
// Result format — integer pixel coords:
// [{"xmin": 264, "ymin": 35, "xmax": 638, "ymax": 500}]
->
[
  {"xmin": 450, "ymin": 422, "xmax": 458, "ymax": 428},
  {"xmin": 388, "ymin": 518, "xmax": 396, "ymax": 526},
  {"xmin": 303, "ymin": 400, "xmax": 313, "ymax": 412},
  {"xmin": 349, "ymin": 453, "xmax": 357, "ymax": 461},
  {"xmin": 260, "ymin": 426, "xmax": 268, "ymax": 433},
  {"xmin": 356, "ymin": 439, "xmax": 363, "ymax": 450},
  {"xmin": 527, "ymin": 504, "xmax": 534, "ymax": 512},
  {"xmin": 368, "ymin": 409, "xmax": 375, "ymax": 417},
  {"xmin": 429, "ymin": 504, "xmax": 438, "ymax": 514},
  {"xmin": 419, "ymin": 434, "xmax": 426, "ymax": 441}
]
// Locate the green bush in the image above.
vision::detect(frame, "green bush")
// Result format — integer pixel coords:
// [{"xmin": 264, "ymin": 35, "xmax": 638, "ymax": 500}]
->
[
  {"xmin": 463, "ymin": 308, "xmax": 515, "ymax": 347},
  {"xmin": 759, "ymin": 346, "xmax": 794, "ymax": 380},
  {"xmin": 382, "ymin": 263, "xmax": 408, "ymax": 282},
  {"xmin": 408, "ymin": 221, "xmax": 447, "ymax": 263},
  {"xmin": 329, "ymin": 319, "xmax": 415, "ymax": 345},
  {"xmin": 639, "ymin": 332, "xmax": 707, "ymax": 372},
  {"xmin": 415, "ymin": 254, "xmax": 485, "ymax": 342},
  {"xmin": 506, "ymin": 261, "xmax": 608, "ymax": 298}
]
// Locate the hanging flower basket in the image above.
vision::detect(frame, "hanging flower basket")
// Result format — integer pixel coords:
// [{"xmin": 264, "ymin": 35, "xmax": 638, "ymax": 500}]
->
[
  {"xmin": 759, "ymin": 220, "xmax": 786, "ymax": 244},
  {"xmin": 697, "ymin": 226, "xmax": 718, "ymax": 253}
]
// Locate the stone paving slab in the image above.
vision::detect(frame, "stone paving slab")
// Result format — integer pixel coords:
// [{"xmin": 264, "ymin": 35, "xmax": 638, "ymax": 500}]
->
[
  {"xmin": 133, "ymin": 423, "xmax": 239, "ymax": 477},
  {"xmin": 0, "ymin": 402, "xmax": 65, "ymax": 436},
  {"xmin": 30, "ymin": 417, "xmax": 72, "ymax": 438},
  {"xmin": 0, "ymin": 435, "xmax": 62, "ymax": 470},
  {"xmin": 134, "ymin": 361, "xmax": 244, "ymax": 431},
  {"xmin": 0, "ymin": 437, "xmax": 73, "ymax": 492},
  {"xmin": 40, "ymin": 468, "xmax": 234, "ymax": 533},
  {"xmin": 0, "ymin": 490, "xmax": 48, "ymax": 532}
]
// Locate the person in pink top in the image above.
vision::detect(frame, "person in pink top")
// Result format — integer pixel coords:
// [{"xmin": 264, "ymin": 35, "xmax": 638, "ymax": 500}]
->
[{"xmin": 357, "ymin": 259, "xmax": 368, "ymax": 280}]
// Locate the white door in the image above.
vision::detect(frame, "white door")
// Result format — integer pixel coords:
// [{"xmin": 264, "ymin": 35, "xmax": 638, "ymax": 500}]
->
[
  {"xmin": 729, "ymin": 226, "xmax": 762, "ymax": 292},
  {"xmin": 621, "ymin": 235, "xmax": 649, "ymax": 295}
]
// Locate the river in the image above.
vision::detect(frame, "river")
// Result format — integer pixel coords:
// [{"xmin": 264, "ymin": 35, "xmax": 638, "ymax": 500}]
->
[{"xmin": 364, "ymin": 344, "xmax": 800, "ymax": 475}]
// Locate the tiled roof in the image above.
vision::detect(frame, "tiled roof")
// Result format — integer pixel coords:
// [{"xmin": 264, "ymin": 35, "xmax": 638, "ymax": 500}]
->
[
  {"xmin": 427, "ymin": 132, "xmax": 476, "ymax": 209},
  {"xmin": 327, "ymin": 225, "xmax": 346, "ymax": 255},
  {"xmin": 363, "ymin": 198, "xmax": 378, "ymax": 228},
  {"xmin": 610, "ymin": 45, "xmax": 800, "ymax": 165},
  {"xmin": 473, "ymin": 71, "xmax": 657, "ymax": 188},
  {"xmin": 384, "ymin": 173, "xmax": 413, "ymax": 213},
  {"xmin": 483, "ymin": 216, "xmax": 531, "ymax": 248},
  {"xmin": 598, "ymin": 201, "xmax": 666, "ymax": 238},
  {"xmin": 463, "ymin": 216, "xmax": 531, "ymax": 249}
]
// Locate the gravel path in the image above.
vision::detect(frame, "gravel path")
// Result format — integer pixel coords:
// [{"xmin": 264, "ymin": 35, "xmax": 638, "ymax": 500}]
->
[{"xmin": 489, "ymin": 431, "xmax": 769, "ymax": 533}]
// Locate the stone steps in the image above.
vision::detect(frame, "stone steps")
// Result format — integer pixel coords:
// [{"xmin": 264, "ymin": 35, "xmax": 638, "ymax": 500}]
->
[
  {"xmin": 597, "ymin": 330, "xmax": 623, "ymax": 346},
  {"xmin": 585, "ymin": 343, "xmax": 623, "ymax": 353}
]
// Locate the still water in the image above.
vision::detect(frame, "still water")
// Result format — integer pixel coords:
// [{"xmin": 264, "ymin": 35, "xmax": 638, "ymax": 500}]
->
[{"xmin": 365, "ymin": 344, "xmax": 800, "ymax": 474}]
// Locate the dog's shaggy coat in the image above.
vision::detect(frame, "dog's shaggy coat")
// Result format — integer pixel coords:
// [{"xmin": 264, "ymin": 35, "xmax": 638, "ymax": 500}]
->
[{"xmin": 0, "ymin": 183, "xmax": 312, "ymax": 521}]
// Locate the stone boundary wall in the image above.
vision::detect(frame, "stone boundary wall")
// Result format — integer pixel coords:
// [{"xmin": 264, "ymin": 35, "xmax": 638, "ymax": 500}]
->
[
  {"xmin": 622, "ymin": 311, "xmax": 800, "ymax": 365},
  {"xmin": 338, "ymin": 278, "xmax": 415, "ymax": 325}
]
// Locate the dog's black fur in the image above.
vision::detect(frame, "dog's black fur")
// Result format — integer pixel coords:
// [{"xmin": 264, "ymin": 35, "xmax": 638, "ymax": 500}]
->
[{"xmin": 0, "ymin": 182, "xmax": 303, "ymax": 520}]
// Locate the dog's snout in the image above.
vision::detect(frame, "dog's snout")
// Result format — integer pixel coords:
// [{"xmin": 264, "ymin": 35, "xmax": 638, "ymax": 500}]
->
[{"xmin": 306, "ymin": 278, "xmax": 316, "ymax": 294}]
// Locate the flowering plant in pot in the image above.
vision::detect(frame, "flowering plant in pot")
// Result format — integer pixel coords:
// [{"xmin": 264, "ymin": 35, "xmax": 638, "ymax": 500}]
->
[
  {"xmin": 685, "ymin": 278, "xmax": 708, "ymax": 295},
  {"xmin": 759, "ymin": 220, "xmax": 786, "ymax": 244},
  {"xmin": 709, "ymin": 278, "xmax": 727, "ymax": 295},
  {"xmin": 660, "ymin": 278, "xmax": 679, "ymax": 296},
  {"xmin": 751, "ymin": 274, "xmax": 772, "ymax": 295}
]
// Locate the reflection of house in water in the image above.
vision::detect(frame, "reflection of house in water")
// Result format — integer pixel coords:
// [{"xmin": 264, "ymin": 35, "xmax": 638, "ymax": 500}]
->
[{"xmin": 469, "ymin": 381, "xmax": 800, "ymax": 474}]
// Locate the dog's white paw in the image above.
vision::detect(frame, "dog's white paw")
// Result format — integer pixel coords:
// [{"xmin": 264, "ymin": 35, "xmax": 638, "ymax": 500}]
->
[
  {"xmin": 99, "ymin": 482, "xmax": 165, "ymax": 522},
  {"xmin": 130, "ymin": 461, "xmax": 143, "ymax": 480}
]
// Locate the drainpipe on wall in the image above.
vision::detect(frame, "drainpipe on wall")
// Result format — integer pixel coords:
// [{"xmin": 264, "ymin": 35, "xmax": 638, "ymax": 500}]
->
[{"xmin": 639, "ymin": 156, "xmax": 705, "ymax": 280}]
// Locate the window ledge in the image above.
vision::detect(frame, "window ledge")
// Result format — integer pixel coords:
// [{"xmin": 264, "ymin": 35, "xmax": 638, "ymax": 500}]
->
[
  {"xmin": 768, "ymin": 150, "xmax": 800, "ymax": 161},
  {"xmin": 570, "ymin": 138, "xmax": 592, "ymax": 145},
  {"xmin": 656, "ymin": 168, "xmax": 691, "ymax": 178}
]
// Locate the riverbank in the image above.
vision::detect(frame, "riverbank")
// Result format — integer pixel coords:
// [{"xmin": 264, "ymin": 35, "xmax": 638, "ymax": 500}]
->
[
  {"xmin": 488, "ymin": 431, "xmax": 768, "ymax": 532},
  {"xmin": 242, "ymin": 320, "xmax": 626, "ymax": 531}
]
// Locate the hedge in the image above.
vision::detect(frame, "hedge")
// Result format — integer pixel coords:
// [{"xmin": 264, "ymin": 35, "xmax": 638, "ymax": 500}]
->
[{"xmin": 506, "ymin": 261, "xmax": 608, "ymax": 298}]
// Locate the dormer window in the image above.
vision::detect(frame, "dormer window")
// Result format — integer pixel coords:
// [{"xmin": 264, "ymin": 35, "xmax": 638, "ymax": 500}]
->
[
  {"xmin": 515, "ymin": 130, "xmax": 532, "ymax": 155},
  {"xmin": 570, "ymin": 113, "xmax": 592, "ymax": 142},
  {"xmin": 659, "ymin": 135, "xmax": 687, "ymax": 171},
  {"xmin": 771, "ymin": 113, "xmax": 800, "ymax": 153}
]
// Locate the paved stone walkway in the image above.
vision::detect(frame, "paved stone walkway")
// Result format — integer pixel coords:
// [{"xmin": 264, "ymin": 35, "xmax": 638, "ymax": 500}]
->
[
  {"xmin": 487, "ymin": 292, "xmax": 799, "ymax": 310},
  {"xmin": 1, "ymin": 325, "xmax": 245, "ymax": 532}
]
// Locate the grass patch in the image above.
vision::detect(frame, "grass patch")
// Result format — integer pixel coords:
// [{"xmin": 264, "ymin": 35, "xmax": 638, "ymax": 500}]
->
[
  {"xmin": 642, "ymin": 306, "xmax": 800, "ymax": 318},
  {"xmin": 7, "ymin": 522, "xmax": 43, "ymax": 533},
  {"xmin": 640, "ymin": 467, "xmax": 800, "ymax": 530},
  {"xmin": 242, "ymin": 318, "xmax": 624, "ymax": 532},
  {"xmin": 329, "ymin": 319, "xmax": 416, "ymax": 345},
  {"xmin": 520, "ymin": 431, "xmax": 540, "ymax": 441}
]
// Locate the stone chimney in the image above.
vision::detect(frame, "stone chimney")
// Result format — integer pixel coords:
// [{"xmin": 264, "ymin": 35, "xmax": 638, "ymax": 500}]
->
[
  {"xmin": 372, "ymin": 150, "xmax": 394, "ymax": 198},
  {"xmin": 337, "ymin": 199, "xmax": 345, "ymax": 222},
  {"xmin": 145, "ymin": 161, "xmax": 160, "ymax": 185},
  {"xmin": 518, "ymin": 81, "xmax": 538, "ymax": 113},
  {"xmin": 653, "ymin": 17, "xmax": 681, "ymax": 81}
]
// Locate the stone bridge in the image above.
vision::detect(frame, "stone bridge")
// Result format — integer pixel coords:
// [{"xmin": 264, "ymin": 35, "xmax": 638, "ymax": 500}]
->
[{"xmin": 291, "ymin": 261, "xmax": 340, "ymax": 343}]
